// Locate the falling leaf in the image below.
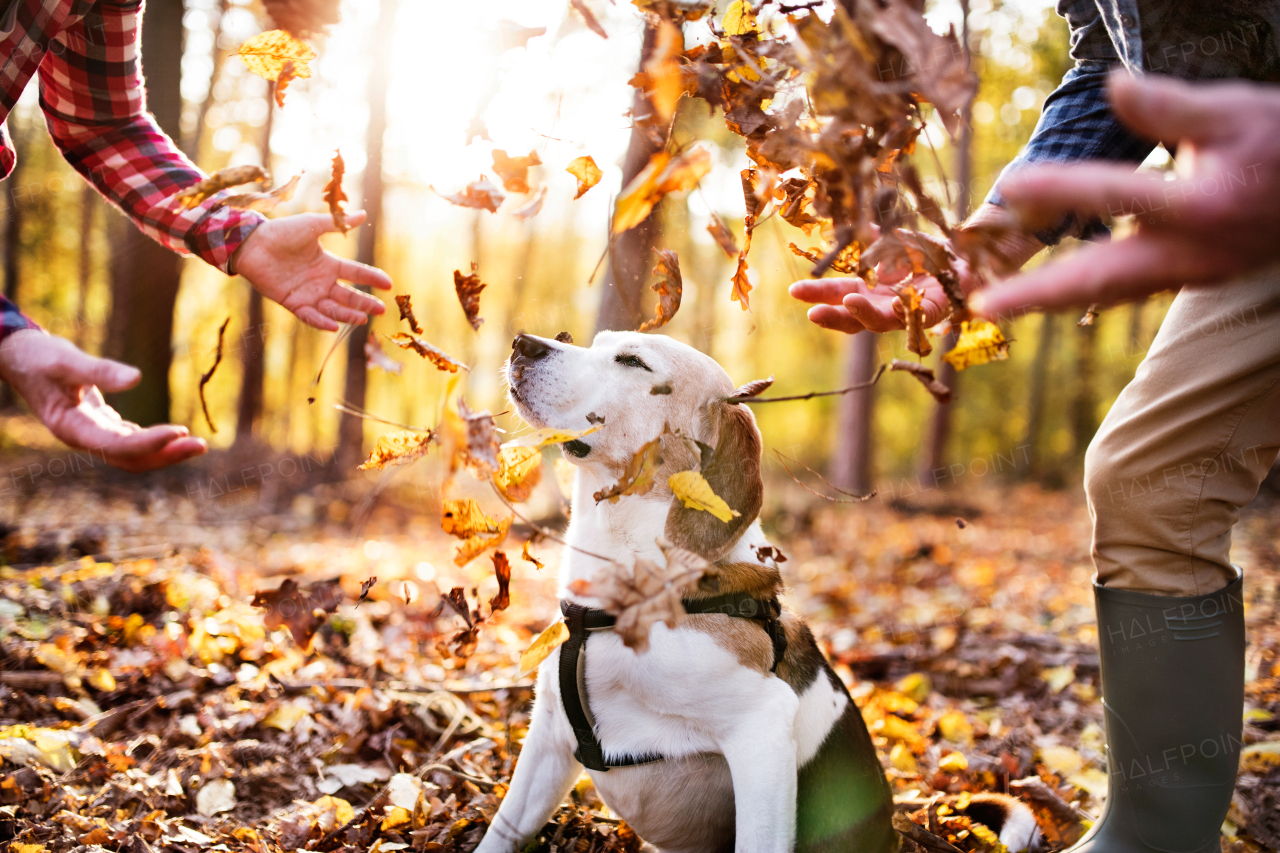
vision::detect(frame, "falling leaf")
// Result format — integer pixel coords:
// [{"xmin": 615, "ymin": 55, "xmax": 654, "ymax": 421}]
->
[
  {"xmin": 198, "ymin": 318, "xmax": 230, "ymax": 434},
  {"xmin": 395, "ymin": 294, "xmax": 423, "ymax": 334},
  {"xmin": 441, "ymin": 499, "xmax": 511, "ymax": 566},
  {"xmin": 493, "ymin": 445, "xmax": 543, "ymax": 502},
  {"xmin": 1078, "ymin": 304, "xmax": 1099, "ymax": 327},
  {"xmin": 489, "ymin": 552, "xmax": 511, "ymax": 613},
  {"xmin": 728, "ymin": 374, "xmax": 774, "ymax": 401},
  {"xmin": 223, "ymin": 173, "xmax": 301, "ymax": 214},
  {"xmin": 668, "ymin": 470, "xmax": 741, "ymax": 522},
  {"xmin": 638, "ymin": 249, "xmax": 682, "ymax": 332},
  {"xmin": 521, "ymin": 540, "xmax": 544, "ymax": 570},
  {"xmin": 436, "ymin": 177, "xmax": 505, "ymax": 213},
  {"xmin": 867, "ymin": 3, "xmax": 977, "ymax": 136},
  {"xmin": 942, "ymin": 319, "xmax": 1010, "ymax": 371},
  {"xmin": 722, "ymin": 0, "xmax": 759, "ymax": 36},
  {"xmin": 644, "ymin": 21, "xmax": 685, "ymax": 124},
  {"xmin": 613, "ymin": 144, "xmax": 712, "ymax": 234},
  {"xmin": 566, "ymin": 156, "xmax": 603, "ymax": 199},
  {"xmin": 491, "ymin": 149, "xmax": 542, "ymax": 194},
  {"xmin": 519, "ymin": 621, "xmax": 568, "ymax": 674},
  {"xmin": 174, "ymin": 165, "xmax": 268, "ymax": 209},
  {"xmin": 457, "ymin": 398, "xmax": 500, "ymax": 474},
  {"xmin": 251, "ymin": 578, "xmax": 343, "ymax": 647},
  {"xmin": 507, "ymin": 425, "xmax": 602, "ymax": 449},
  {"xmin": 706, "ymin": 214, "xmax": 738, "ymax": 258},
  {"xmin": 357, "ymin": 577, "xmax": 376, "ymax": 606},
  {"xmin": 511, "ymin": 186, "xmax": 547, "ymax": 220},
  {"xmin": 262, "ymin": 0, "xmax": 341, "ymax": 38},
  {"xmin": 730, "ymin": 240, "xmax": 753, "ymax": 310},
  {"xmin": 593, "ymin": 433, "xmax": 664, "ymax": 503},
  {"xmin": 389, "ymin": 333, "xmax": 466, "ymax": 373},
  {"xmin": 323, "ymin": 150, "xmax": 349, "ymax": 233},
  {"xmin": 454, "ymin": 264, "xmax": 486, "ymax": 331},
  {"xmin": 237, "ymin": 29, "xmax": 316, "ymax": 82},
  {"xmin": 274, "ymin": 59, "xmax": 298, "ymax": 107},
  {"xmin": 569, "ymin": 0, "xmax": 607, "ymax": 39},
  {"xmin": 890, "ymin": 359, "xmax": 951, "ymax": 404},
  {"xmin": 357, "ymin": 430, "xmax": 432, "ymax": 471},
  {"xmin": 897, "ymin": 283, "xmax": 933, "ymax": 358},
  {"xmin": 364, "ymin": 333, "xmax": 402, "ymax": 374}
]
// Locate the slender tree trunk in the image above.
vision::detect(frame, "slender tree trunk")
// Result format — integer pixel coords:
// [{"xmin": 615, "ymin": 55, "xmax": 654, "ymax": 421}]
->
[
  {"xmin": 1071, "ymin": 319, "xmax": 1098, "ymax": 460},
  {"xmin": 75, "ymin": 185, "xmax": 96, "ymax": 348},
  {"xmin": 104, "ymin": 0, "xmax": 186, "ymax": 425},
  {"xmin": 336, "ymin": 0, "xmax": 397, "ymax": 472},
  {"xmin": 234, "ymin": 86, "xmax": 274, "ymax": 446},
  {"xmin": 916, "ymin": 0, "xmax": 971, "ymax": 488},
  {"xmin": 1023, "ymin": 312, "xmax": 1056, "ymax": 477},
  {"xmin": 596, "ymin": 23, "xmax": 663, "ymax": 334},
  {"xmin": 0, "ymin": 115, "xmax": 24, "ymax": 409},
  {"xmin": 185, "ymin": 0, "xmax": 228, "ymax": 160},
  {"xmin": 830, "ymin": 332, "xmax": 878, "ymax": 495}
]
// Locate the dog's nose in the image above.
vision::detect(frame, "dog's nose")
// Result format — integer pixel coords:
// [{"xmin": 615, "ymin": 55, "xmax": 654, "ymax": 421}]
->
[{"xmin": 512, "ymin": 334, "xmax": 553, "ymax": 361}]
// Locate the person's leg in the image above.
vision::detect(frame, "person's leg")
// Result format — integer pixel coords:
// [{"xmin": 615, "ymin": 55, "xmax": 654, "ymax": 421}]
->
[{"xmin": 1073, "ymin": 266, "xmax": 1280, "ymax": 853}]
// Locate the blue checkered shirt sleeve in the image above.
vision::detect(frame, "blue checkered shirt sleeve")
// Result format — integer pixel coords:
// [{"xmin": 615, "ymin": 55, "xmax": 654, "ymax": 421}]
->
[
  {"xmin": 1, "ymin": 294, "xmax": 40, "ymax": 343},
  {"xmin": 985, "ymin": 60, "xmax": 1158, "ymax": 244}
]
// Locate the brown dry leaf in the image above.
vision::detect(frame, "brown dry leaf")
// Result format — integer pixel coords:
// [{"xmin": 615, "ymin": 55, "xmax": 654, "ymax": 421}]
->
[
  {"xmin": 731, "ymin": 227, "xmax": 753, "ymax": 310},
  {"xmin": 867, "ymin": 2, "xmax": 977, "ymax": 136},
  {"xmin": 395, "ymin": 294, "xmax": 423, "ymax": 334},
  {"xmin": 511, "ymin": 186, "xmax": 547, "ymax": 220},
  {"xmin": 645, "ymin": 20, "xmax": 686, "ymax": 125},
  {"xmin": 721, "ymin": 0, "xmax": 759, "ymax": 36},
  {"xmin": 493, "ymin": 445, "xmax": 542, "ymax": 502},
  {"xmin": 897, "ymin": 283, "xmax": 933, "ymax": 357},
  {"xmin": 891, "ymin": 359, "xmax": 951, "ymax": 404},
  {"xmin": 222, "ymin": 173, "xmax": 300, "ymax": 214},
  {"xmin": 198, "ymin": 318, "xmax": 230, "ymax": 434},
  {"xmin": 174, "ymin": 165, "xmax": 268, "ymax": 209},
  {"xmin": 489, "ymin": 552, "xmax": 511, "ymax": 613},
  {"xmin": 441, "ymin": 499, "xmax": 512, "ymax": 566},
  {"xmin": 491, "ymin": 150, "xmax": 542, "ymax": 194},
  {"xmin": 593, "ymin": 433, "xmax": 664, "ymax": 503},
  {"xmin": 942, "ymin": 319, "xmax": 1010, "ymax": 371},
  {"xmin": 237, "ymin": 29, "xmax": 316, "ymax": 82},
  {"xmin": 457, "ymin": 398, "xmax": 500, "ymax": 474},
  {"xmin": 389, "ymin": 333, "xmax": 466, "ymax": 373},
  {"xmin": 566, "ymin": 156, "xmax": 603, "ymax": 199},
  {"xmin": 274, "ymin": 60, "xmax": 297, "ymax": 107},
  {"xmin": 638, "ymin": 249, "xmax": 682, "ymax": 332},
  {"xmin": 323, "ymin": 150, "xmax": 349, "ymax": 234},
  {"xmin": 728, "ymin": 375, "xmax": 774, "ymax": 401},
  {"xmin": 364, "ymin": 334, "xmax": 402, "ymax": 374},
  {"xmin": 569, "ymin": 0, "xmax": 608, "ymax": 38},
  {"xmin": 706, "ymin": 214, "xmax": 738, "ymax": 258},
  {"xmin": 357, "ymin": 430, "xmax": 432, "ymax": 471},
  {"xmin": 1077, "ymin": 305, "xmax": 1099, "ymax": 327},
  {"xmin": 251, "ymin": 579, "xmax": 343, "ymax": 648},
  {"xmin": 454, "ymin": 264, "xmax": 486, "ymax": 331},
  {"xmin": 521, "ymin": 540, "xmax": 544, "ymax": 570},
  {"xmin": 436, "ymin": 177, "xmax": 506, "ymax": 213},
  {"xmin": 262, "ymin": 0, "xmax": 341, "ymax": 38},
  {"xmin": 613, "ymin": 144, "xmax": 712, "ymax": 234}
]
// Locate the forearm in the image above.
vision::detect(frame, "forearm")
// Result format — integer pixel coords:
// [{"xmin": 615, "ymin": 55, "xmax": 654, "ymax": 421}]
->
[{"xmin": 960, "ymin": 203, "xmax": 1046, "ymax": 275}]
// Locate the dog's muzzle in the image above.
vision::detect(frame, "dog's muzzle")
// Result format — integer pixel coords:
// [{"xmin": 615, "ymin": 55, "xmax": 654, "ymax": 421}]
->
[{"xmin": 511, "ymin": 333, "xmax": 552, "ymax": 364}]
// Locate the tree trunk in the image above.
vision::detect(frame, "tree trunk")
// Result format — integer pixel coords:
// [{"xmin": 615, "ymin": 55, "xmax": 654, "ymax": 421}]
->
[
  {"xmin": 830, "ymin": 332, "xmax": 878, "ymax": 495},
  {"xmin": 596, "ymin": 23, "xmax": 663, "ymax": 334},
  {"xmin": 75, "ymin": 185, "xmax": 96, "ymax": 348},
  {"xmin": 0, "ymin": 114, "xmax": 25, "ymax": 409},
  {"xmin": 185, "ymin": 0, "xmax": 228, "ymax": 160},
  {"xmin": 104, "ymin": 0, "xmax": 186, "ymax": 426},
  {"xmin": 1071, "ymin": 319, "xmax": 1098, "ymax": 460},
  {"xmin": 336, "ymin": 0, "xmax": 397, "ymax": 472},
  {"xmin": 1023, "ymin": 312, "xmax": 1056, "ymax": 477}
]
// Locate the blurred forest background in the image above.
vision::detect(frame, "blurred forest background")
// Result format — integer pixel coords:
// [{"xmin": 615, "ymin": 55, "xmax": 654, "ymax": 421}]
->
[{"xmin": 0, "ymin": 0, "xmax": 1176, "ymax": 496}]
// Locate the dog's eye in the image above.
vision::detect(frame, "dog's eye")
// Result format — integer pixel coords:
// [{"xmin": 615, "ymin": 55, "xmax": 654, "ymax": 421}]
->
[{"xmin": 614, "ymin": 354, "xmax": 652, "ymax": 372}]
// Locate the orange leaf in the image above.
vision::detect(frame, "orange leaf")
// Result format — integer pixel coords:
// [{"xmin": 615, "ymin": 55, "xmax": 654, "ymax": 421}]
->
[
  {"xmin": 492, "ymin": 149, "xmax": 542, "ymax": 194},
  {"xmin": 322, "ymin": 150, "xmax": 348, "ymax": 234},
  {"xmin": 436, "ymin": 177, "xmax": 505, "ymax": 213},
  {"xmin": 638, "ymin": 249, "xmax": 682, "ymax": 332},
  {"xmin": 613, "ymin": 144, "xmax": 711, "ymax": 234},
  {"xmin": 454, "ymin": 263, "xmax": 486, "ymax": 331},
  {"xmin": 237, "ymin": 29, "xmax": 315, "ymax": 82},
  {"xmin": 566, "ymin": 156, "xmax": 603, "ymax": 199}
]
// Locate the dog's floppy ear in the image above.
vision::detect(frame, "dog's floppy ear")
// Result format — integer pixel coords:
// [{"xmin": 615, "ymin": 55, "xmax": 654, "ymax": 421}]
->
[{"xmin": 664, "ymin": 400, "xmax": 763, "ymax": 561}]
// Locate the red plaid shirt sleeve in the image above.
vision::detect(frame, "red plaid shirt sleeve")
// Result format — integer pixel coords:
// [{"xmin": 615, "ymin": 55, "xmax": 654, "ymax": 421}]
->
[{"xmin": 36, "ymin": 0, "xmax": 265, "ymax": 274}]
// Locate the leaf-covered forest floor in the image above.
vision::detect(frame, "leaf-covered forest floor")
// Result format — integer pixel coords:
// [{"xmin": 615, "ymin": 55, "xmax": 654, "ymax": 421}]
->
[{"xmin": 3, "ymin": 438, "xmax": 1280, "ymax": 853}]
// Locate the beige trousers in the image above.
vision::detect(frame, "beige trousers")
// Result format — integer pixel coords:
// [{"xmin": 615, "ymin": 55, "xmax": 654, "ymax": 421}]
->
[{"xmin": 1084, "ymin": 265, "xmax": 1280, "ymax": 596}]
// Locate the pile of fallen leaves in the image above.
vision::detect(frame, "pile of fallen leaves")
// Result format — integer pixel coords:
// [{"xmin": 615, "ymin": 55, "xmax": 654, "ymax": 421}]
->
[{"xmin": 4, "ymin": 463, "xmax": 1280, "ymax": 852}]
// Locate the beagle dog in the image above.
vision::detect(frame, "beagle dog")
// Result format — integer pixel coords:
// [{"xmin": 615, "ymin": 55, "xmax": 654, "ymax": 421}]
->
[{"xmin": 477, "ymin": 331, "xmax": 1037, "ymax": 853}]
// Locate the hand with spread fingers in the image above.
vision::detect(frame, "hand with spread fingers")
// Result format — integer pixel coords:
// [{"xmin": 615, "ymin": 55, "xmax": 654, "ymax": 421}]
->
[
  {"xmin": 0, "ymin": 330, "xmax": 208, "ymax": 472},
  {"xmin": 974, "ymin": 72, "xmax": 1280, "ymax": 320},
  {"xmin": 788, "ymin": 269, "xmax": 954, "ymax": 335},
  {"xmin": 231, "ymin": 210, "xmax": 393, "ymax": 332}
]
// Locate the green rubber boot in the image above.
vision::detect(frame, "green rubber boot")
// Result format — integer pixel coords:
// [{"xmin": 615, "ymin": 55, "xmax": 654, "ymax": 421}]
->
[{"xmin": 1070, "ymin": 569, "xmax": 1245, "ymax": 853}]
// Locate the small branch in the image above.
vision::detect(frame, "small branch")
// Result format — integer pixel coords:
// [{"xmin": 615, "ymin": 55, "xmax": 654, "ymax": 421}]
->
[
  {"xmin": 739, "ymin": 364, "xmax": 886, "ymax": 403},
  {"xmin": 810, "ymin": 224, "xmax": 855, "ymax": 277},
  {"xmin": 414, "ymin": 763, "xmax": 496, "ymax": 789},
  {"xmin": 333, "ymin": 401, "xmax": 435, "ymax": 434},
  {"xmin": 490, "ymin": 483, "xmax": 617, "ymax": 565},
  {"xmin": 773, "ymin": 451, "xmax": 875, "ymax": 503}
]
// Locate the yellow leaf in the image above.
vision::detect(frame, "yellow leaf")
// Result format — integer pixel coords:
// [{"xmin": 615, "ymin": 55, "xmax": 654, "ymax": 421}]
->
[
  {"xmin": 1041, "ymin": 664, "xmax": 1075, "ymax": 694},
  {"xmin": 507, "ymin": 425, "xmax": 602, "ymax": 449},
  {"xmin": 937, "ymin": 709, "xmax": 974, "ymax": 745},
  {"xmin": 613, "ymin": 145, "xmax": 712, "ymax": 234},
  {"xmin": 380, "ymin": 807, "xmax": 412, "ymax": 831},
  {"xmin": 668, "ymin": 470, "xmax": 741, "ymax": 522},
  {"xmin": 174, "ymin": 165, "xmax": 270, "ymax": 210},
  {"xmin": 942, "ymin": 318, "xmax": 1010, "ymax": 371},
  {"xmin": 86, "ymin": 668, "xmax": 115, "ymax": 692},
  {"xmin": 1039, "ymin": 744, "xmax": 1085, "ymax": 776},
  {"xmin": 722, "ymin": 0, "xmax": 759, "ymax": 35},
  {"xmin": 441, "ymin": 499, "xmax": 511, "ymax": 566},
  {"xmin": 519, "ymin": 621, "xmax": 569, "ymax": 674},
  {"xmin": 873, "ymin": 715, "xmax": 926, "ymax": 751},
  {"xmin": 566, "ymin": 156, "xmax": 603, "ymax": 199},
  {"xmin": 894, "ymin": 673, "xmax": 931, "ymax": 704},
  {"xmin": 644, "ymin": 20, "xmax": 685, "ymax": 124},
  {"xmin": 262, "ymin": 703, "xmax": 310, "ymax": 732},
  {"xmin": 313, "ymin": 795, "xmax": 355, "ymax": 830},
  {"xmin": 1067, "ymin": 767, "xmax": 1109, "ymax": 799},
  {"xmin": 493, "ymin": 445, "xmax": 543, "ymax": 502},
  {"xmin": 13, "ymin": 844, "xmax": 47, "ymax": 853},
  {"xmin": 1241, "ymin": 742, "xmax": 1280, "ymax": 774},
  {"xmin": 888, "ymin": 743, "xmax": 918, "ymax": 773},
  {"xmin": 237, "ymin": 30, "xmax": 316, "ymax": 82},
  {"xmin": 594, "ymin": 434, "xmax": 664, "ymax": 503},
  {"xmin": 358, "ymin": 430, "xmax": 433, "ymax": 471},
  {"xmin": 938, "ymin": 751, "xmax": 968, "ymax": 772}
]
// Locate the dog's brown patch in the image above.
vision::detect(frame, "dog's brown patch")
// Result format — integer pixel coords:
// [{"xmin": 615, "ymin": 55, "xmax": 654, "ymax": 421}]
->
[{"xmin": 685, "ymin": 613, "xmax": 774, "ymax": 672}]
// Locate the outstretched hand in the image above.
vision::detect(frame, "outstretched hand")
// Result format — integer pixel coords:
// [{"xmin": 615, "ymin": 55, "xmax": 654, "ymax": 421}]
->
[
  {"xmin": 788, "ymin": 273, "xmax": 952, "ymax": 335},
  {"xmin": 231, "ymin": 210, "xmax": 393, "ymax": 332},
  {"xmin": 975, "ymin": 72, "xmax": 1280, "ymax": 320},
  {"xmin": 0, "ymin": 330, "xmax": 207, "ymax": 472}
]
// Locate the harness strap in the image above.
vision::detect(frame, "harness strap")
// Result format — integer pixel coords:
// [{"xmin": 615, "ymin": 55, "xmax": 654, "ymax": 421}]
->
[{"xmin": 557, "ymin": 593, "xmax": 787, "ymax": 772}]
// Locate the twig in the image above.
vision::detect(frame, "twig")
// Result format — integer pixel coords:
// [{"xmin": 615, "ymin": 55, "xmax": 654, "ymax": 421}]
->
[
  {"xmin": 333, "ymin": 401, "xmax": 434, "ymax": 434},
  {"xmin": 810, "ymin": 224, "xmax": 855, "ymax": 277},
  {"xmin": 309, "ymin": 322, "xmax": 356, "ymax": 404},
  {"xmin": 198, "ymin": 318, "xmax": 230, "ymax": 433},
  {"xmin": 414, "ymin": 763, "xmax": 496, "ymax": 789},
  {"xmin": 490, "ymin": 483, "xmax": 616, "ymax": 565},
  {"xmin": 773, "ymin": 451, "xmax": 875, "ymax": 502},
  {"xmin": 739, "ymin": 364, "xmax": 886, "ymax": 403}
]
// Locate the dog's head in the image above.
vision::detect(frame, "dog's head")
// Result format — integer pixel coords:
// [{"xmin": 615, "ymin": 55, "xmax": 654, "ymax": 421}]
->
[{"xmin": 505, "ymin": 330, "xmax": 763, "ymax": 561}]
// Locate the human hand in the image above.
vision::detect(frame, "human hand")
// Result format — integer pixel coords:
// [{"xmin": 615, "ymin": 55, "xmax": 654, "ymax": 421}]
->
[
  {"xmin": 0, "ymin": 330, "xmax": 207, "ymax": 472},
  {"xmin": 231, "ymin": 210, "xmax": 393, "ymax": 332},
  {"xmin": 975, "ymin": 72, "xmax": 1280, "ymax": 320},
  {"xmin": 788, "ymin": 272, "xmax": 952, "ymax": 335}
]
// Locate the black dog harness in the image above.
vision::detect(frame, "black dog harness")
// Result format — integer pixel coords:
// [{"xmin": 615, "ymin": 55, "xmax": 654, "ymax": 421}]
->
[{"xmin": 559, "ymin": 593, "xmax": 788, "ymax": 772}]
